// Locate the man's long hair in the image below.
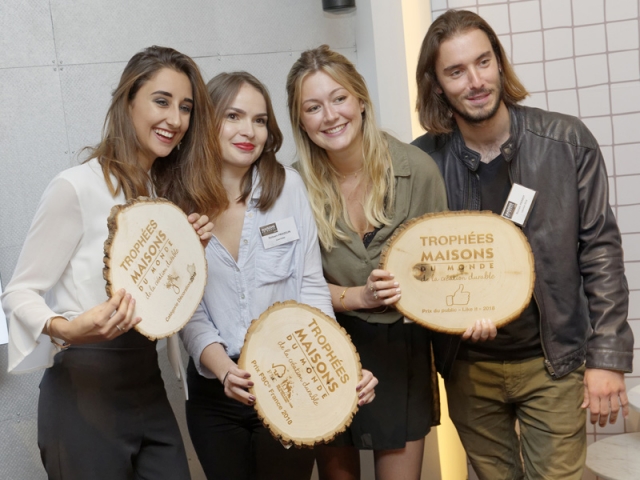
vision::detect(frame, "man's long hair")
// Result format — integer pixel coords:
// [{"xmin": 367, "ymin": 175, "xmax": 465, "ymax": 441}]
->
[{"xmin": 416, "ymin": 10, "xmax": 529, "ymax": 135}]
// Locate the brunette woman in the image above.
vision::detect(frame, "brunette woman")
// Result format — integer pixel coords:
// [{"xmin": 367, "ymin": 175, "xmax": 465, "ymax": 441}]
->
[
  {"xmin": 180, "ymin": 71, "xmax": 377, "ymax": 480},
  {"xmin": 2, "ymin": 46, "xmax": 227, "ymax": 479}
]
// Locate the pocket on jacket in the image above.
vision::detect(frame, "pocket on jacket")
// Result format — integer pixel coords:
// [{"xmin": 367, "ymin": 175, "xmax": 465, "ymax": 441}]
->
[{"xmin": 255, "ymin": 241, "xmax": 297, "ymax": 286}]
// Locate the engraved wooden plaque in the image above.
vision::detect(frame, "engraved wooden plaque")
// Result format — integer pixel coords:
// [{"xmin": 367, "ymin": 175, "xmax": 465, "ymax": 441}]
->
[
  {"xmin": 380, "ymin": 211, "xmax": 535, "ymax": 333},
  {"xmin": 238, "ymin": 301, "xmax": 361, "ymax": 447},
  {"xmin": 103, "ymin": 197, "xmax": 207, "ymax": 340}
]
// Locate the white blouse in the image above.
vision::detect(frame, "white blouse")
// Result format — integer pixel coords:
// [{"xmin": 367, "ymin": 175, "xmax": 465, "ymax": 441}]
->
[{"xmin": 2, "ymin": 159, "xmax": 183, "ymax": 380}]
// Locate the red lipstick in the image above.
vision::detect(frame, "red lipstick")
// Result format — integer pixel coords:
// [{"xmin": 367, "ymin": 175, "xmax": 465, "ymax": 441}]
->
[{"xmin": 234, "ymin": 142, "xmax": 255, "ymax": 151}]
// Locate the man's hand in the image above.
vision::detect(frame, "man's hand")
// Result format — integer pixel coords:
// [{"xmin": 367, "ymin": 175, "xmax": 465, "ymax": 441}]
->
[
  {"xmin": 461, "ymin": 318, "xmax": 497, "ymax": 343},
  {"xmin": 581, "ymin": 368, "xmax": 629, "ymax": 426}
]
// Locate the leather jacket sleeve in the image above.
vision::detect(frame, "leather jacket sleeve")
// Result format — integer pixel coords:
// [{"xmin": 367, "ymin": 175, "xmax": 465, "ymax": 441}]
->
[{"xmin": 575, "ymin": 126, "xmax": 632, "ymax": 372}]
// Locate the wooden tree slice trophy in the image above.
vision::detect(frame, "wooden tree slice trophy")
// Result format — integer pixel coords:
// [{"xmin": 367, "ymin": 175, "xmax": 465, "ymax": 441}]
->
[
  {"xmin": 103, "ymin": 198, "xmax": 207, "ymax": 340},
  {"xmin": 238, "ymin": 301, "xmax": 361, "ymax": 447},
  {"xmin": 380, "ymin": 211, "xmax": 535, "ymax": 333}
]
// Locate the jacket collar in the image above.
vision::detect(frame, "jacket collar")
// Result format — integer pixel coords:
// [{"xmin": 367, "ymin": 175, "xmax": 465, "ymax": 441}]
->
[{"xmin": 449, "ymin": 104, "xmax": 522, "ymax": 171}]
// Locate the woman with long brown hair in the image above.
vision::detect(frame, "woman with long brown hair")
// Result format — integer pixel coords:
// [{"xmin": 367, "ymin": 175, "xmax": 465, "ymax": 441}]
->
[
  {"xmin": 2, "ymin": 46, "xmax": 227, "ymax": 479},
  {"xmin": 179, "ymin": 71, "xmax": 377, "ymax": 480}
]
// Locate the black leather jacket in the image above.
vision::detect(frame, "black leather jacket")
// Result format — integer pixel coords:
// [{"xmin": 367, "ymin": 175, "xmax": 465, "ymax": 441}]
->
[{"xmin": 413, "ymin": 104, "xmax": 633, "ymax": 379}]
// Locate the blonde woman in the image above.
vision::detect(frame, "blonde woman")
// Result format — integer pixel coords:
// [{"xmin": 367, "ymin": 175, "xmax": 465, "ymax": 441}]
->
[{"xmin": 286, "ymin": 45, "xmax": 447, "ymax": 480}]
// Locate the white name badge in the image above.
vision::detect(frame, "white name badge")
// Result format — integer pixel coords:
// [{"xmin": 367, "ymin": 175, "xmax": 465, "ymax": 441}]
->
[
  {"xmin": 501, "ymin": 183, "xmax": 537, "ymax": 226},
  {"xmin": 259, "ymin": 217, "xmax": 300, "ymax": 249}
]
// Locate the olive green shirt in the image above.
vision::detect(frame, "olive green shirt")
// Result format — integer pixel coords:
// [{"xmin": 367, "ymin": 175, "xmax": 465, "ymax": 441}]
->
[{"xmin": 322, "ymin": 134, "xmax": 448, "ymax": 324}]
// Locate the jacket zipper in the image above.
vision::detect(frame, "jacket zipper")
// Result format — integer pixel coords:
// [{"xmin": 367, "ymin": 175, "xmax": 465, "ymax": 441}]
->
[{"xmin": 508, "ymin": 159, "xmax": 554, "ymax": 377}]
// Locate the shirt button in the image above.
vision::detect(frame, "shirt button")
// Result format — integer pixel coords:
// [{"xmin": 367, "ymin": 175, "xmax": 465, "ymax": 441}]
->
[
  {"xmin": 243, "ymin": 239, "xmax": 248, "ymax": 245},
  {"xmin": 241, "ymin": 294, "xmax": 245, "ymax": 299}
]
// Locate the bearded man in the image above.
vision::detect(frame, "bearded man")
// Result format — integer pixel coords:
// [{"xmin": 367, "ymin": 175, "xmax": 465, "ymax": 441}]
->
[{"xmin": 412, "ymin": 9, "xmax": 633, "ymax": 480}]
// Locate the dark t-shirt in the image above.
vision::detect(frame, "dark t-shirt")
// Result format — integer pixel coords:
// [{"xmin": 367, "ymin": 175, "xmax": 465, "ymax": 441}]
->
[{"xmin": 457, "ymin": 155, "xmax": 543, "ymax": 361}]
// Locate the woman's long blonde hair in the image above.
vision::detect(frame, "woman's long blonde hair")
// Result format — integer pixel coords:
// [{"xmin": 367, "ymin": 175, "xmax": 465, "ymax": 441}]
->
[{"xmin": 286, "ymin": 45, "xmax": 394, "ymax": 251}]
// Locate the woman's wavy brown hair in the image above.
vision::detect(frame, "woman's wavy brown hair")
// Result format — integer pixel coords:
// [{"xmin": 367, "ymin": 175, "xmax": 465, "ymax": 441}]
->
[
  {"xmin": 416, "ymin": 10, "xmax": 529, "ymax": 135},
  {"xmin": 85, "ymin": 45, "xmax": 227, "ymax": 216},
  {"xmin": 206, "ymin": 72, "xmax": 284, "ymax": 211}
]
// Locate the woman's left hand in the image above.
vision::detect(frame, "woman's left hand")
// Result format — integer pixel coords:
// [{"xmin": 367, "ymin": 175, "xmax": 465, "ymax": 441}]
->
[
  {"xmin": 188, "ymin": 213, "xmax": 214, "ymax": 247},
  {"xmin": 360, "ymin": 269, "xmax": 401, "ymax": 309},
  {"xmin": 356, "ymin": 369, "xmax": 378, "ymax": 406}
]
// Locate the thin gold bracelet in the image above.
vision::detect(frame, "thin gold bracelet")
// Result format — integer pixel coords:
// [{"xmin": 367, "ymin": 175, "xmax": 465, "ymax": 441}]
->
[
  {"xmin": 45, "ymin": 317, "xmax": 70, "ymax": 350},
  {"xmin": 339, "ymin": 287, "xmax": 351, "ymax": 311}
]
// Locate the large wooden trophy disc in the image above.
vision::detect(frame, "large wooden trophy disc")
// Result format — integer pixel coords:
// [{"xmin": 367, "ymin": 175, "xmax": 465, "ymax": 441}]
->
[
  {"xmin": 103, "ymin": 197, "xmax": 207, "ymax": 340},
  {"xmin": 238, "ymin": 301, "xmax": 361, "ymax": 447},
  {"xmin": 380, "ymin": 211, "xmax": 535, "ymax": 333}
]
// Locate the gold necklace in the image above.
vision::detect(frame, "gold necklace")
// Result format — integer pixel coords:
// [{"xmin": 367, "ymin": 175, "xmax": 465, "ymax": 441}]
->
[{"xmin": 339, "ymin": 166, "xmax": 363, "ymax": 180}]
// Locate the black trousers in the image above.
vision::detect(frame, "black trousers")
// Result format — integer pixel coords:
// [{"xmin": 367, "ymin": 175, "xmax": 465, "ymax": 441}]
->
[
  {"xmin": 186, "ymin": 359, "xmax": 315, "ymax": 480},
  {"xmin": 38, "ymin": 331, "xmax": 190, "ymax": 480}
]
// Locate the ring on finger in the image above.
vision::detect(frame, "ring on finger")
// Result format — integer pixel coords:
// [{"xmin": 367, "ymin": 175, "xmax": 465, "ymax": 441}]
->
[
  {"xmin": 368, "ymin": 282, "xmax": 375, "ymax": 292},
  {"xmin": 116, "ymin": 324, "xmax": 124, "ymax": 332},
  {"xmin": 373, "ymin": 291, "xmax": 379, "ymax": 300}
]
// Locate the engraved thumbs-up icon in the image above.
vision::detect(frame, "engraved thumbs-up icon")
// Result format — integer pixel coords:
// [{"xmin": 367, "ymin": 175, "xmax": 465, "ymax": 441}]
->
[{"xmin": 446, "ymin": 284, "xmax": 470, "ymax": 306}]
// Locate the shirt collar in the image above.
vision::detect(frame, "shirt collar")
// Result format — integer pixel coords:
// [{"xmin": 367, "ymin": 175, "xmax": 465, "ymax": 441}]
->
[
  {"xmin": 386, "ymin": 134, "xmax": 411, "ymax": 177},
  {"xmin": 248, "ymin": 166, "xmax": 261, "ymax": 205}
]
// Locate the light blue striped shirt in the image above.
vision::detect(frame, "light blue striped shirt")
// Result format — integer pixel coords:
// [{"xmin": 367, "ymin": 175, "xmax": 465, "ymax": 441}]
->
[{"xmin": 180, "ymin": 167, "xmax": 334, "ymax": 378}]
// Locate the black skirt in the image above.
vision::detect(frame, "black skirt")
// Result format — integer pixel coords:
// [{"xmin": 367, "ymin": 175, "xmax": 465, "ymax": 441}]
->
[
  {"xmin": 330, "ymin": 315, "xmax": 434, "ymax": 450},
  {"xmin": 38, "ymin": 330, "xmax": 189, "ymax": 480}
]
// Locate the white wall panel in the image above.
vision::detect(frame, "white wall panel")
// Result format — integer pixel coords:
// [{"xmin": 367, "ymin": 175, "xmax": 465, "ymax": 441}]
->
[
  {"xmin": 627, "ymin": 262, "xmax": 640, "ymax": 290},
  {"xmin": 572, "ymin": 0, "xmax": 605, "ymax": 26},
  {"xmin": 49, "ymin": 0, "xmax": 223, "ymax": 64},
  {"xmin": 0, "ymin": 1, "xmax": 56, "ymax": 68},
  {"xmin": 0, "ymin": 67, "xmax": 70, "ymax": 281},
  {"xmin": 211, "ymin": 1, "xmax": 355, "ymax": 55},
  {"xmin": 58, "ymin": 62, "xmax": 128, "ymax": 156},
  {"xmin": 540, "ymin": 0, "xmax": 572, "ymax": 28},
  {"xmin": 615, "ymin": 144, "xmax": 640, "ymax": 175},
  {"xmin": 544, "ymin": 28, "xmax": 574, "ymax": 60},
  {"xmin": 606, "ymin": 0, "xmax": 639, "ymax": 21},
  {"xmin": 49, "ymin": 0, "xmax": 355, "ymax": 66},
  {"xmin": 509, "ymin": 1, "xmax": 541, "ymax": 33}
]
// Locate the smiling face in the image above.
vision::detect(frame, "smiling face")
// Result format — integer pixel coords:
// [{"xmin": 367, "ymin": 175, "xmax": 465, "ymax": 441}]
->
[
  {"xmin": 435, "ymin": 28, "xmax": 503, "ymax": 126},
  {"xmin": 218, "ymin": 83, "xmax": 269, "ymax": 174},
  {"xmin": 129, "ymin": 67, "xmax": 193, "ymax": 170},
  {"xmin": 299, "ymin": 70, "xmax": 365, "ymax": 161}
]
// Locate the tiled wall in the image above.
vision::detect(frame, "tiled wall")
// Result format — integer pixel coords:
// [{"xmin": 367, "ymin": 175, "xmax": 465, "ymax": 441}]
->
[{"xmin": 429, "ymin": 1, "xmax": 640, "ymax": 479}]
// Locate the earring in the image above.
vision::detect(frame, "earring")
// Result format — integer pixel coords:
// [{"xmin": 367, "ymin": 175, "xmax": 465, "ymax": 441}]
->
[{"xmin": 177, "ymin": 142, "xmax": 181, "ymax": 151}]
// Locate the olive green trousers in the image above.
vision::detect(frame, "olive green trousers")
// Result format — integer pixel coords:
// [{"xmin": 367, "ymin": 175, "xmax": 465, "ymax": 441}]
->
[{"xmin": 445, "ymin": 357, "xmax": 586, "ymax": 480}]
